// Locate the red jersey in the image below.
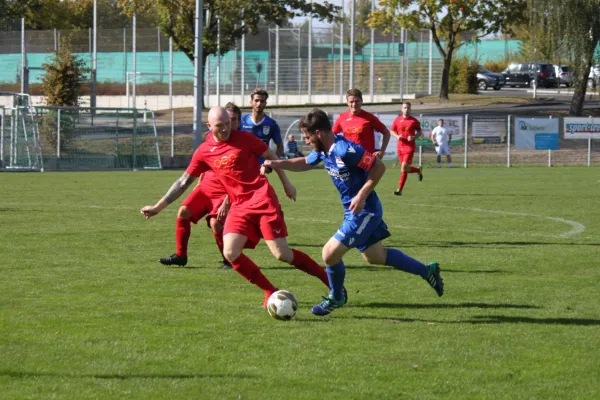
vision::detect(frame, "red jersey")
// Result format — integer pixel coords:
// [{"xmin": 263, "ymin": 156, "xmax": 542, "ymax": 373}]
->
[
  {"xmin": 391, "ymin": 115, "xmax": 421, "ymax": 149},
  {"xmin": 332, "ymin": 110, "xmax": 387, "ymax": 153},
  {"xmin": 198, "ymin": 170, "xmax": 228, "ymax": 198},
  {"xmin": 185, "ymin": 130, "xmax": 278, "ymax": 207}
]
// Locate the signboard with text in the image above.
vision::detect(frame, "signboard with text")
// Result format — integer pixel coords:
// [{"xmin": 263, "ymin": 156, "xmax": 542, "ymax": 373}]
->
[
  {"xmin": 471, "ymin": 117, "xmax": 507, "ymax": 144},
  {"xmin": 515, "ymin": 118, "xmax": 559, "ymax": 150},
  {"xmin": 564, "ymin": 117, "xmax": 600, "ymax": 139}
]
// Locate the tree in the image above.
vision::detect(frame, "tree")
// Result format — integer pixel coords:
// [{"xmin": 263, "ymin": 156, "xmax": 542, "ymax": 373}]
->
[
  {"xmin": 527, "ymin": 0, "xmax": 600, "ymax": 116},
  {"xmin": 42, "ymin": 38, "xmax": 88, "ymax": 106},
  {"xmin": 368, "ymin": 0, "xmax": 527, "ymax": 99},
  {"xmin": 41, "ymin": 38, "xmax": 88, "ymax": 151},
  {"xmin": 1, "ymin": 0, "xmax": 157, "ymax": 30},
  {"xmin": 117, "ymin": 0, "xmax": 340, "ymax": 65}
]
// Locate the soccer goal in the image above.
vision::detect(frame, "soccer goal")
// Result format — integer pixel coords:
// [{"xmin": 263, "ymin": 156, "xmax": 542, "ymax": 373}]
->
[
  {"xmin": 0, "ymin": 92, "xmax": 44, "ymax": 171},
  {"xmin": 34, "ymin": 106, "xmax": 162, "ymax": 171}
]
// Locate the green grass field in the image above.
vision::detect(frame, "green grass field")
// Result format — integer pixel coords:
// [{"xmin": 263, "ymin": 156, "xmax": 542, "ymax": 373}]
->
[{"xmin": 1, "ymin": 167, "xmax": 599, "ymax": 399}]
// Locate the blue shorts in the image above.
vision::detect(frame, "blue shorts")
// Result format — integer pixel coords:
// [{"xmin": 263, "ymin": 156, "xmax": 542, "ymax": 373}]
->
[{"xmin": 333, "ymin": 210, "xmax": 391, "ymax": 252}]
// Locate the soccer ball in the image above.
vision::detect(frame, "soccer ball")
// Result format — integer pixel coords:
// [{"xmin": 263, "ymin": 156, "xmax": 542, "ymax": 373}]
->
[{"xmin": 266, "ymin": 290, "xmax": 298, "ymax": 321}]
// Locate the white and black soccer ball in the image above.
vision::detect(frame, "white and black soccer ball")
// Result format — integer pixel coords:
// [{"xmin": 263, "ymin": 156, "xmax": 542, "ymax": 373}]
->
[{"xmin": 266, "ymin": 290, "xmax": 298, "ymax": 321}]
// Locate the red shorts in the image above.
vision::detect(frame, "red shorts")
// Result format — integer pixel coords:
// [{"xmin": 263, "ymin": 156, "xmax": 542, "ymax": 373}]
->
[
  {"xmin": 397, "ymin": 146, "xmax": 416, "ymax": 164},
  {"xmin": 181, "ymin": 185, "xmax": 226, "ymax": 227},
  {"xmin": 223, "ymin": 200, "xmax": 288, "ymax": 249}
]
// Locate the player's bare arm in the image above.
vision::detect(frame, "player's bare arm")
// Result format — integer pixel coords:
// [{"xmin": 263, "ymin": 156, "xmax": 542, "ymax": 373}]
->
[
  {"xmin": 261, "ymin": 148, "xmax": 297, "ymax": 201},
  {"xmin": 275, "ymin": 143, "xmax": 284, "ymax": 158},
  {"xmin": 195, "ymin": 172, "xmax": 205, "ymax": 188},
  {"xmin": 140, "ymin": 172, "xmax": 197, "ymax": 219},
  {"xmin": 263, "ymin": 157, "xmax": 316, "ymax": 173},
  {"xmin": 349, "ymin": 158, "xmax": 386, "ymax": 215},
  {"xmin": 375, "ymin": 128, "xmax": 391, "ymax": 159},
  {"xmin": 390, "ymin": 129, "xmax": 400, "ymax": 140},
  {"xmin": 416, "ymin": 127, "xmax": 424, "ymax": 139},
  {"xmin": 216, "ymin": 195, "xmax": 230, "ymax": 222}
]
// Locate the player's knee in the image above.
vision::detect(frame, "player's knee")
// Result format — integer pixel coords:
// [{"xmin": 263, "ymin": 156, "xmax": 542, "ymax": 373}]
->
[
  {"xmin": 223, "ymin": 247, "xmax": 241, "ymax": 263},
  {"xmin": 210, "ymin": 219, "xmax": 223, "ymax": 233},
  {"xmin": 274, "ymin": 248, "xmax": 293, "ymax": 263},
  {"xmin": 362, "ymin": 251, "xmax": 385, "ymax": 265},
  {"xmin": 322, "ymin": 250, "xmax": 340, "ymax": 266},
  {"xmin": 177, "ymin": 205, "xmax": 191, "ymax": 219}
]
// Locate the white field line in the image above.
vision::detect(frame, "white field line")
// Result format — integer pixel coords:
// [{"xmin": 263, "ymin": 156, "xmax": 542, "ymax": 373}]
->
[{"xmin": 3, "ymin": 202, "xmax": 585, "ymax": 239}]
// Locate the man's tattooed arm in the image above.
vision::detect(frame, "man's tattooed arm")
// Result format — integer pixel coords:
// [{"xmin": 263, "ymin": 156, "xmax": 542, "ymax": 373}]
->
[
  {"xmin": 141, "ymin": 172, "xmax": 197, "ymax": 219},
  {"xmin": 162, "ymin": 172, "xmax": 197, "ymax": 204}
]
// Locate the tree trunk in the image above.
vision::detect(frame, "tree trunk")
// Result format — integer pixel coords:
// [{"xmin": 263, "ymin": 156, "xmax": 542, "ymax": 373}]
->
[
  {"xmin": 439, "ymin": 56, "xmax": 451, "ymax": 100},
  {"xmin": 569, "ymin": 40, "xmax": 597, "ymax": 116},
  {"xmin": 569, "ymin": 73, "xmax": 589, "ymax": 116},
  {"xmin": 439, "ymin": 46, "xmax": 454, "ymax": 100}
]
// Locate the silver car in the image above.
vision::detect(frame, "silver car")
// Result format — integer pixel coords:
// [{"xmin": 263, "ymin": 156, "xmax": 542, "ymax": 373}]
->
[
  {"xmin": 588, "ymin": 64, "xmax": 600, "ymax": 89},
  {"xmin": 553, "ymin": 65, "xmax": 571, "ymax": 87}
]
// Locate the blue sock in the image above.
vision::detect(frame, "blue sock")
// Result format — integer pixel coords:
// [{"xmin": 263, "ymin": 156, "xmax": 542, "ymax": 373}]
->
[
  {"xmin": 326, "ymin": 261, "xmax": 346, "ymax": 301},
  {"xmin": 385, "ymin": 248, "xmax": 428, "ymax": 278}
]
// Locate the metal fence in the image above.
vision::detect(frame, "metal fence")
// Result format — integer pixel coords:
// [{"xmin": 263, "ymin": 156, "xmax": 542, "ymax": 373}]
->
[
  {"xmin": 269, "ymin": 111, "xmax": 599, "ymax": 168},
  {"xmin": 0, "ymin": 22, "xmax": 521, "ymax": 108},
  {"xmin": 33, "ymin": 106, "xmax": 162, "ymax": 171},
  {"xmin": 1, "ymin": 101, "xmax": 162, "ymax": 171}
]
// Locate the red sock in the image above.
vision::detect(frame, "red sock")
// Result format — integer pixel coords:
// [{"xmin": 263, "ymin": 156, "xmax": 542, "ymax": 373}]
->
[
  {"xmin": 291, "ymin": 249, "xmax": 330, "ymax": 289},
  {"xmin": 175, "ymin": 218, "xmax": 191, "ymax": 256},
  {"xmin": 230, "ymin": 254, "xmax": 277, "ymax": 294},
  {"xmin": 212, "ymin": 230, "xmax": 226, "ymax": 261},
  {"xmin": 409, "ymin": 166, "xmax": 420, "ymax": 173},
  {"xmin": 398, "ymin": 172, "xmax": 408, "ymax": 190}
]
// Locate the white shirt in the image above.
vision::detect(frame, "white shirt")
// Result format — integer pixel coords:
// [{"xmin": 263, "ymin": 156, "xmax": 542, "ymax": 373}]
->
[{"xmin": 431, "ymin": 126, "xmax": 449, "ymax": 145}]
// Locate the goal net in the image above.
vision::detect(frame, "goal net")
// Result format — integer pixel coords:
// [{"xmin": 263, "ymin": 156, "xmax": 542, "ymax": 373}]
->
[
  {"xmin": 35, "ymin": 106, "xmax": 162, "ymax": 171},
  {"xmin": 0, "ymin": 93, "xmax": 43, "ymax": 171}
]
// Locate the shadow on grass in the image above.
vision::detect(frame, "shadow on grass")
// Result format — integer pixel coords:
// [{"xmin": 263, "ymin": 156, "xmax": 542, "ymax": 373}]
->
[
  {"xmin": 443, "ymin": 193, "xmax": 538, "ymax": 197},
  {"xmin": 1, "ymin": 370, "xmax": 256, "ymax": 380},
  {"xmin": 439, "ymin": 241, "xmax": 600, "ymax": 247},
  {"xmin": 443, "ymin": 268, "xmax": 510, "ymax": 274},
  {"xmin": 287, "ymin": 243, "xmax": 326, "ymax": 248},
  {"xmin": 385, "ymin": 241, "xmax": 600, "ymax": 248},
  {"xmin": 353, "ymin": 315, "xmax": 600, "ymax": 326},
  {"xmin": 354, "ymin": 302, "xmax": 540, "ymax": 310},
  {"xmin": 262, "ymin": 266, "xmax": 509, "ymax": 274}
]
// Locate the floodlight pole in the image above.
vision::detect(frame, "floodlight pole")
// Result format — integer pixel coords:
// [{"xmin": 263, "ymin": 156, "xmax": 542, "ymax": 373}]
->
[
  {"xmin": 339, "ymin": 1, "xmax": 344, "ymax": 102},
  {"xmin": 20, "ymin": 18, "xmax": 27, "ymax": 93},
  {"xmin": 91, "ymin": 0, "xmax": 97, "ymax": 110},
  {"xmin": 241, "ymin": 22, "xmax": 245, "ymax": 104},
  {"xmin": 194, "ymin": 0, "xmax": 204, "ymax": 149},
  {"xmin": 349, "ymin": 0, "xmax": 355, "ymax": 89},
  {"xmin": 308, "ymin": 5, "xmax": 313, "ymax": 103},
  {"xmin": 428, "ymin": 30, "xmax": 433, "ymax": 95},
  {"xmin": 132, "ymin": 14, "xmax": 136, "ymax": 109},
  {"xmin": 169, "ymin": 37, "xmax": 174, "ymax": 158},
  {"xmin": 216, "ymin": 14, "xmax": 221, "ymax": 107},
  {"xmin": 369, "ymin": 0, "xmax": 375, "ymax": 102}
]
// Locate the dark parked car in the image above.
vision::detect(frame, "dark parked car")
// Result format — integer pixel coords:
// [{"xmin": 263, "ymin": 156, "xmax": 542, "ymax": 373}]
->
[
  {"xmin": 477, "ymin": 66, "xmax": 505, "ymax": 90},
  {"xmin": 501, "ymin": 62, "xmax": 556, "ymax": 88}
]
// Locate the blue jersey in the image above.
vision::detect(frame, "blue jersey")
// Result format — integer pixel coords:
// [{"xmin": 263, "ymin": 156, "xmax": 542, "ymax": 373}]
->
[
  {"xmin": 307, "ymin": 135, "xmax": 382, "ymax": 216},
  {"xmin": 240, "ymin": 114, "xmax": 282, "ymax": 147}
]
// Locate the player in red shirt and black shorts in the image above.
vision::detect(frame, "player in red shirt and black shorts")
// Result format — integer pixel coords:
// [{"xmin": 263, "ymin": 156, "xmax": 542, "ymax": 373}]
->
[
  {"xmin": 151, "ymin": 103, "xmax": 243, "ymax": 270},
  {"xmin": 332, "ymin": 88, "xmax": 391, "ymax": 158},
  {"xmin": 141, "ymin": 107, "xmax": 332, "ymax": 308},
  {"xmin": 390, "ymin": 101, "xmax": 424, "ymax": 195}
]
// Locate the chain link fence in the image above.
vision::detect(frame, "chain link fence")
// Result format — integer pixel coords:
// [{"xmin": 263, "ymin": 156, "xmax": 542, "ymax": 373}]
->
[
  {"xmin": 0, "ymin": 23, "xmax": 521, "ymax": 107},
  {"xmin": 270, "ymin": 111, "xmax": 599, "ymax": 168}
]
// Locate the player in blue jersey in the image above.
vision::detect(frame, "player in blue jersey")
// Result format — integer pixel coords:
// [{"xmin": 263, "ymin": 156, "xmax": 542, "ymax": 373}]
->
[
  {"xmin": 263, "ymin": 108, "xmax": 444, "ymax": 316},
  {"xmin": 240, "ymin": 88, "xmax": 284, "ymax": 158}
]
